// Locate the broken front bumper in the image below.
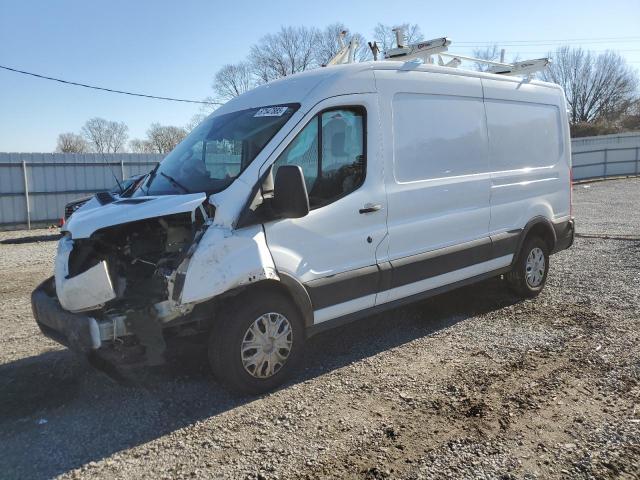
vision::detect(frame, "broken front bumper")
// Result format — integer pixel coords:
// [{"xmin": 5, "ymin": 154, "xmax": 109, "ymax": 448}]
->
[
  {"xmin": 32, "ymin": 277, "xmax": 128, "ymax": 352},
  {"xmin": 55, "ymin": 236, "xmax": 116, "ymax": 312}
]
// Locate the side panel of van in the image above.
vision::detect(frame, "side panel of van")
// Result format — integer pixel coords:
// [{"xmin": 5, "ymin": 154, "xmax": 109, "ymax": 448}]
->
[
  {"xmin": 374, "ymin": 70, "xmax": 498, "ymax": 304},
  {"xmin": 482, "ymin": 79, "xmax": 571, "ymax": 235}
]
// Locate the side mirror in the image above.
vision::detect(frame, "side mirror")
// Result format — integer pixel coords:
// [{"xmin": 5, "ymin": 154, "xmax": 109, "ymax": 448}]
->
[{"xmin": 271, "ymin": 165, "xmax": 310, "ymax": 219}]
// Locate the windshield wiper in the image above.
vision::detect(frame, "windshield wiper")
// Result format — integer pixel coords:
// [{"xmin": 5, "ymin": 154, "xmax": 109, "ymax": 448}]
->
[
  {"xmin": 160, "ymin": 172, "xmax": 191, "ymax": 193},
  {"xmin": 144, "ymin": 163, "xmax": 161, "ymax": 195}
]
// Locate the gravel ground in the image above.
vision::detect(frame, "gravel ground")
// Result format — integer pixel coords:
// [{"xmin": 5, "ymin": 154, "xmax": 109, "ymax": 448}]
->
[
  {"xmin": 1, "ymin": 179, "xmax": 639, "ymax": 480},
  {"xmin": 573, "ymin": 177, "xmax": 640, "ymax": 237}
]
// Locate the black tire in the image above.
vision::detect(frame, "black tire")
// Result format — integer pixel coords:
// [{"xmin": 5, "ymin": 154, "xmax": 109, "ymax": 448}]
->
[
  {"xmin": 506, "ymin": 236, "xmax": 550, "ymax": 298},
  {"xmin": 208, "ymin": 289, "xmax": 305, "ymax": 395}
]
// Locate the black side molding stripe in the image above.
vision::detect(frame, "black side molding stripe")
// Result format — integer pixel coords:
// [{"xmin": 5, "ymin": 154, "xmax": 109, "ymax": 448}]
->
[
  {"xmin": 491, "ymin": 230, "xmax": 521, "ymax": 258},
  {"xmin": 377, "ymin": 261, "xmax": 393, "ymax": 293},
  {"xmin": 307, "ymin": 265, "xmax": 512, "ymax": 337},
  {"xmin": 304, "ymin": 230, "xmax": 523, "ymax": 311},
  {"xmin": 305, "ymin": 265, "xmax": 379, "ymax": 310},
  {"xmin": 389, "ymin": 237, "xmax": 492, "ymax": 288}
]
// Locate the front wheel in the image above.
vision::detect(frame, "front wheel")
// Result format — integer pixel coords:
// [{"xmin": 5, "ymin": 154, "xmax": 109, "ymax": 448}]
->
[
  {"xmin": 208, "ymin": 290, "xmax": 305, "ymax": 395},
  {"xmin": 506, "ymin": 237, "xmax": 550, "ymax": 298}
]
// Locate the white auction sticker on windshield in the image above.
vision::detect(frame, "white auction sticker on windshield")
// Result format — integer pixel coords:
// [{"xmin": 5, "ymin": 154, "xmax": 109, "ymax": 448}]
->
[{"xmin": 254, "ymin": 106, "xmax": 289, "ymax": 117}]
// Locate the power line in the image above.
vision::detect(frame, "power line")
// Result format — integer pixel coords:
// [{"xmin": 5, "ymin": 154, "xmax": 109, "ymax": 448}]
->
[
  {"xmin": 454, "ymin": 36, "xmax": 640, "ymax": 45},
  {"xmin": 452, "ymin": 48, "xmax": 640, "ymax": 54},
  {"xmin": 453, "ymin": 42, "xmax": 640, "ymax": 48},
  {"xmin": 0, "ymin": 64, "xmax": 221, "ymax": 105},
  {"xmin": 2, "ymin": 36, "xmax": 638, "ymax": 105},
  {"xmin": 452, "ymin": 42, "xmax": 640, "ymax": 48}
]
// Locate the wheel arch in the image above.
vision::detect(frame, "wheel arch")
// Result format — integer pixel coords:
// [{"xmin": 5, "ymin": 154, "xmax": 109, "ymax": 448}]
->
[
  {"xmin": 512, "ymin": 216, "xmax": 557, "ymax": 266},
  {"xmin": 212, "ymin": 275, "xmax": 314, "ymax": 330}
]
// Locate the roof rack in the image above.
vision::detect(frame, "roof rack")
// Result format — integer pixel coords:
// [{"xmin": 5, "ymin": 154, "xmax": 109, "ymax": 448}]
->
[
  {"xmin": 438, "ymin": 52, "xmax": 551, "ymax": 76},
  {"xmin": 327, "ymin": 27, "xmax": 550, "ymax": 77}
]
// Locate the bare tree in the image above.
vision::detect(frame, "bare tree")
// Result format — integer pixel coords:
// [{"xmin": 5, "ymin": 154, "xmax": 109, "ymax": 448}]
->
[
  {"xmin": 81, "ymin": 118, "xmax": 109, "ymax": 153},
  {"xmin": 185, "ymin": 113, "xmax": 207, "ymax": 132},
  {"xmin": 621, "ymin": 99, "xmax": 640, "ymax": 131},
  {"xmin": 315, "ymin": 23, "xmax": 370, "ymax": 65},
  {"xmin": 145, "ymin": 123, "xmax": 188, "ymax": 154},
  {"xmin": 249, "ymin": 26, "xmax": 320, "ymax": 83},
  {"xmin": 472, "ymin": 45, "xmax": 500, "ymax": 72},
  {"xmin": 129, "ymin": 138, "xmax": 153, "ymax": 153},
  {"xmin": 56, "ymin": 132, "xmax": 88, "ymax": 153},
  {"xmin": 470, "ymin": 45, "xmax": 521, "ymax": 72},
  {"xmin": 540, "ymin": 47, "xmax": 639, "ymax": 124},
  {"xmin": 372, "ymin": 23, "xmax": 423, "ymax": 53},
  {"xmin": 213, "ymin": 62, "xmax": 254, "ymax": 101},
  {"xmin": 81, "ymin": 118, "xmax": 129, "ymax": 153},
  {"xmin": 107, "ymin": 121, "xmax": 129, "ymax": 153}
]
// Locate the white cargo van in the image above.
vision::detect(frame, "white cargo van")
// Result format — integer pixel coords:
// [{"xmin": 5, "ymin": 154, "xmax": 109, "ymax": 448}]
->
[{"xmin": 32, "ymin": 60, "xmax": 574, "ymax": 394}]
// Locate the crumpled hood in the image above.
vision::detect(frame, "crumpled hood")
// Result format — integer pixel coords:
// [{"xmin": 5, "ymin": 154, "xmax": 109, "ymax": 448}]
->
[{"xmin": 63, "ymin": 192, "xmax": 207, "ymax": 239}]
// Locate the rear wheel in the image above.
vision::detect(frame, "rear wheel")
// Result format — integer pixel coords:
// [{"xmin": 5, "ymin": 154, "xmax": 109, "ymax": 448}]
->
[
  {"xmin": 208, "ymin": 290, "xmax": 305, "ymax": 395},
  {"xmin": 506, "ymin": 236, "xmax": 550, "ymax": 298}
]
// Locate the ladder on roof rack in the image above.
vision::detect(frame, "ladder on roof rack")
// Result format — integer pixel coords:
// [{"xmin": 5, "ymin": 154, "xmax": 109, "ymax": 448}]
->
[
  {"xmin": 438, "ymin": 52, "xmax": 551, "ymax": 76},
  {"xmin": 327, "ymin": 26, "xmax": 551, "ymax": 77},
  {"xmin": 325, "ymin": 30, "xmax": 360, "ymax": 66}
]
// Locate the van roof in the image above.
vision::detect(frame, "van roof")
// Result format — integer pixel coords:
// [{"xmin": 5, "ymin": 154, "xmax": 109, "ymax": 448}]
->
[{"xmin": 215, "ymin": 61, "xmax": 563, "ymax": 115}]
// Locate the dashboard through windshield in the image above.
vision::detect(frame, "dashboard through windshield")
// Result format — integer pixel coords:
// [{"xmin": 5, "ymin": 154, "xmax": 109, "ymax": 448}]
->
[{"xmin": 137, "ymin": 104, "xmax": 299, "ymax": 196}]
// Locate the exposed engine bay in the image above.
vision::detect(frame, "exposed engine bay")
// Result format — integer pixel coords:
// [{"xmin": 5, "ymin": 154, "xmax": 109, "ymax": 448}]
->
[
  {"xmin": 55, "ymin": 205, "xmax": 210, "ymax": 363},
  {"xmin": 68, "ymin": 211, "xmax": 204, "ymax": 308},
  {"xmin": 34, "ymin": 184, "xmax": 280, "ymax": 368}
]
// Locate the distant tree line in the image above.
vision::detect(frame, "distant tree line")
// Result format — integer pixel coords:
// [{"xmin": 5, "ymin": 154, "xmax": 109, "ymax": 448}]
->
[
  {"xmin": 209, "ymin": 22, "xmax": 423, "ymax": 102},
  {"xmin": 55, "ymin": 22, "xmax": 424, "ymax": 154},
  {"xmin": 56, "ymin": 117, "xmax": 194, "ymax": 154},
  {"xmin": 540, "ymin": 47, "xmax": 639, "ymax": 137},
  {"xmin": 56, "ymin": 22, "xmax": 639, "ymax": 153},
  {"xmin": 56, "ymin": 118, "xmax": 128, "ymax": 154},
  {"xmin": 212, "ymin": 25, "xmax": 638, "ymax": 138},
  {"xmin": 458, "ymin": 44, "xmax": 640, "ymax": 137}
]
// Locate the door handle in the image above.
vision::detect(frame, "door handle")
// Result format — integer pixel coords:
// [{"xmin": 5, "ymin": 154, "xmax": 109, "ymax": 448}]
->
[{"xmin": 359, "ymin": 203, "xmax": 382, "ymax": 214}]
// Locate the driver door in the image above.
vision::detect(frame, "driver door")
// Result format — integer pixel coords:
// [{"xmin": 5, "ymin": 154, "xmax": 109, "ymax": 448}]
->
[{"xmin": 262, "ymin": 95, "xmax": 387, "ymax": 324}]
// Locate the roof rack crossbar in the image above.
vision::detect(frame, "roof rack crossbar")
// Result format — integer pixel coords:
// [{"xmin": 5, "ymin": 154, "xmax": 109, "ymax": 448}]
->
[
  {"xmin": 325, "ymin": 26, "xmax": 551, "ymax": 77},
  {"xmin": 439, "ymin": 52, "xmax": 513, "ymax": 68}
]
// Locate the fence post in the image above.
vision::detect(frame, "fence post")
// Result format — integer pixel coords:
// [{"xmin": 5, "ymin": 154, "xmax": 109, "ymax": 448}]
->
[
  {"xmin": 22, "ymin": 160, "xmax": 31, "ymax": 230},
  {"xmin": 635, "ymin": 147, "xmax": 639, "ymax": 177},
  {"xmin": 603, "ymin": 148, "xmax": 608, "ymax": 179},
  {"xmin": 120, "ymin": 158, "xmax": 125, "ymax": 181}
]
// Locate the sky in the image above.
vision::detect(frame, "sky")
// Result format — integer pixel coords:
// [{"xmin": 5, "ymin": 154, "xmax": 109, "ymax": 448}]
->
[{"xmin": 1, "ymin": 0, "xmax": 639, "ymax": 152}]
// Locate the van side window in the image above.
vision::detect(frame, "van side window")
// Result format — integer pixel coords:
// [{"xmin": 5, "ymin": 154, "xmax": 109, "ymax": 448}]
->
[
  {"xmin": 484, "ymin": 100, "xmax": 562, "ymax": 171},
  {"xmin": 392, "ymin": 93, "xmax": 488, "ymax": 182},
  {"xmin": 273, "ymin": 117, "xmax": 319, "ymax": 194},
  {"xmin": 274, "ymin": 107, "xmax": 365, "ymax": 208}
]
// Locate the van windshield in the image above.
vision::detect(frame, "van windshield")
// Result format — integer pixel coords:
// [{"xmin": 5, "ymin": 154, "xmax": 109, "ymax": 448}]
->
[{"xmin": 137, "ymin": 104, "xmax": 299, "ymax": 196}]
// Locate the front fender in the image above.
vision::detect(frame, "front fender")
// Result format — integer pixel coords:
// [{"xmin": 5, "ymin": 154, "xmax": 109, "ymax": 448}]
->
[{"xmin": 179, "ymin": 224, "xmax": 278, "ymax": 305}]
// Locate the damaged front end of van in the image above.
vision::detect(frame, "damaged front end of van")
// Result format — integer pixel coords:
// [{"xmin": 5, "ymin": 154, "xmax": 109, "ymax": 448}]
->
[
  {"xmin": 31, "ymin": 102, "xmax": 297, "ymax": 367},
  {"xmin": 32, "ymin": 189, "xmax": 277, "ymax": 366}
]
